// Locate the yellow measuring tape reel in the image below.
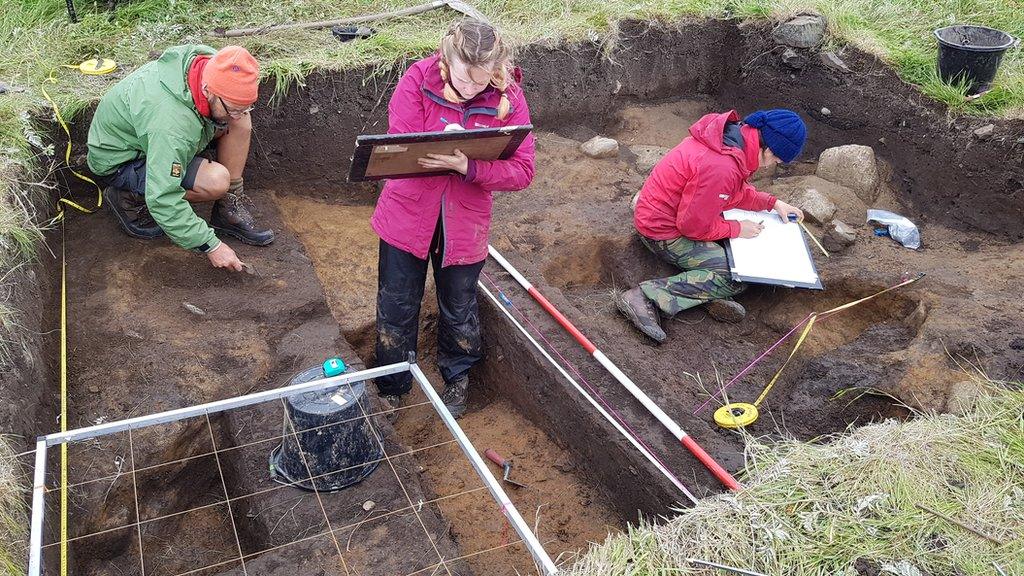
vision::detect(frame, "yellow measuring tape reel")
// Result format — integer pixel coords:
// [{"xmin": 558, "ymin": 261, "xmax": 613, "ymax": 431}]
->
[
  {"xmin": 64, "ymin": 57, "xmax": 118, "ymax": 75},
  {"xmin": 714, "ymin": 274, "xmax": 925, "ymax": 430}
]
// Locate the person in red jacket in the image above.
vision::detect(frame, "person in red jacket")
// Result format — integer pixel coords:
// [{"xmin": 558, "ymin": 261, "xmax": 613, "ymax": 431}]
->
[
  {"xmin": 618, "ymin": 109, "xmax": 807, "ymax": 343},
  {"xmin": 371, "ymin": 19, "xmax": 535, "ymax": 419}
]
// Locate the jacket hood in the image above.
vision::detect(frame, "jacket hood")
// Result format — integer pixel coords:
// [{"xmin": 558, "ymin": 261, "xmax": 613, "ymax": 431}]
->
[{"xmin": 689, "ymin": 110, "xmax": 760, "ymax": 174}]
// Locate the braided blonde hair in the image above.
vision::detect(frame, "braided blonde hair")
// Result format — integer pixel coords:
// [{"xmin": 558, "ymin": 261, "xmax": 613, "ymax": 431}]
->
[{"xmin": 437, "ymin": 19, "xmax": 513, "ymax": 120}]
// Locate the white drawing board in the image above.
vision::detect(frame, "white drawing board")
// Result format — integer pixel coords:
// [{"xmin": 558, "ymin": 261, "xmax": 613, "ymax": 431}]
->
[{"xmin": 723, "ymin": 209, "xmax": 823, "ymax": 289}]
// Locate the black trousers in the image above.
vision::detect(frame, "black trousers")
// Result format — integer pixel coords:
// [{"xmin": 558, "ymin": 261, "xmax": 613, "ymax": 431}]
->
[{"xmin": 374, "ymin": 228, "xmax": 485, "ymax": 395}]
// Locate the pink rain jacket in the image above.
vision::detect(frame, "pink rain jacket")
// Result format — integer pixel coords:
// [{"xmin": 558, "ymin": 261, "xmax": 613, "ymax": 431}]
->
[{"xmin": 370, "ymin": 54, "xmax": 535, "ymax": 266}]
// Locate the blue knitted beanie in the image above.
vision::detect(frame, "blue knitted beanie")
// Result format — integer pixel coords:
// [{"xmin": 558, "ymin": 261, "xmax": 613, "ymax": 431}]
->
[{"xmin": 743, "ymin": 109, "xmax": 807, "ymax": 163}]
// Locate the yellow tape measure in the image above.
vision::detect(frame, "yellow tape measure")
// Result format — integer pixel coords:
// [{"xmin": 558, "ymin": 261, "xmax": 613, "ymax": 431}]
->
[{"xmin": 63, "ymin": 58, "xmax": 118, "ymax": 75}]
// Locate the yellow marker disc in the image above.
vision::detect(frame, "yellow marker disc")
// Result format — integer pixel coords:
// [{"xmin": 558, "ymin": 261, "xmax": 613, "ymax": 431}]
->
[
  {"xmin": 714, "ymin": 402, "xmax": 759, "ymax": 429},
  {"xmin": 77, "ymin": 58, "xmax": 117, "ymax": 75}
]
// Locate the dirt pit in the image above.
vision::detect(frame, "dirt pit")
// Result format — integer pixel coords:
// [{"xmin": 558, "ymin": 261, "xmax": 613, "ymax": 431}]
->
[{"xmin": 33, "ymin": 19, "xmax": 1024, "ymax": 576}]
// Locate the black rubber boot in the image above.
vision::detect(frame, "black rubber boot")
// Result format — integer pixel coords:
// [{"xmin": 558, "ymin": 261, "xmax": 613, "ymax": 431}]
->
[
  {"xmin": 441, "ymin": 375, "xmax": 469, "ymax": 419},
  {"xmin": 103, "ymin": 186, "xmax": 164, "ymax": 239},
  {"xmin": 210, "ymin": 192, "xmax": 275, "ymax": 246},
  {"xmin": 616, "ymin": 287, "xmax": 666, "ymax": 343},
  {"xmin": 705, "ymin": 299, "xmax": 746, "ymax": 323}
]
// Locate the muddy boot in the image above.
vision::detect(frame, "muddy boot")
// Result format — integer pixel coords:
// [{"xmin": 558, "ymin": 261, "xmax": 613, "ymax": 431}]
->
[
  {"xmin": 378, "ymin": 394, "xmax": 402, "ymax": 424},
  {"xmin": 705, "ymin": 299, "xmax": 746, "ymax": 323},
  {"xmin": 616, "ymin": 287, "xmax": 666, "ymax": 343},
  {"xmin": 210, "ymin": 189, "xmax": 275, "ymax": 246},
  {"xmin": 441, "ymin": 375, "xmax": 469, "ymax": 419},
  {"xmin": 103, "ymin": 186, "xmax": 164, "ymax": 239}
]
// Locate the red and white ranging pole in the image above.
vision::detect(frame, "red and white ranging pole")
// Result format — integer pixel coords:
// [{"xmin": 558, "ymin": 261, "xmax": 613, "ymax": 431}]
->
[{"xmin": 487, "ymin": 245, "xmax": 741, "ymax": 492}]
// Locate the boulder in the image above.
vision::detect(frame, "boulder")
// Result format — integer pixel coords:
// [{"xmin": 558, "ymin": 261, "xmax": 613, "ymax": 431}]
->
[
  {"xmin": 580, "ymin": 136, "xmax": 619, "ymax": 159},
  {"xmin": 822, "ymin": 219, "xmax": 857, "ymax": 252},
  {"xmin": 630, "ymin": 145, "xmax": 670, "ymax": 174},
  {"xmin": 773, "ymin": 13, "xmax": 827, "ymax": 48},
  {"xmin": 816, "ymin": 145, "xmax": 879, "ymax": 203},
  {"xmin": 791, "ymin": 187, "xmax": 837, "ymax": 224}
]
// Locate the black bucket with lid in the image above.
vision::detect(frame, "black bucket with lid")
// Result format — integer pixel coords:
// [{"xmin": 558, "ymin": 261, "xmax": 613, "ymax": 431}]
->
[
  {"xmin": 269, "ymin": 363, "xmax": 382, "ymax": 492},
  {"xmin": 934, "ymin": 25, "xmax": 1017, "ymax": 95}
]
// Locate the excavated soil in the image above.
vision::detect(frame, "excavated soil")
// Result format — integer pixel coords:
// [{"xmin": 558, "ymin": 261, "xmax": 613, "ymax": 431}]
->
[{"xmin": 22, "ymin": 16, "xmax": 1024, "ymax": 576}]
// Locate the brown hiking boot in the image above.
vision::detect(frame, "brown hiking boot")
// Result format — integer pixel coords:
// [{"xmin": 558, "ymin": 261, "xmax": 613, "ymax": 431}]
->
[
  {"xmin": 210, "ymin": 192, "xmax": 275, "ymax": 246},
  {"xmin": 441, "ymin": 375, "xmax": 469, "ymax": 419},
  {"xmin": 104, "ymin": 186, "xmax": 164, "ymax": 239},
  {"xmin": 705, "ymin": 299, "xmax": 746, "ymax": 323},
  {"xmin": 616, "ymin": 287, "xmax": 666, "ymax": 343}
]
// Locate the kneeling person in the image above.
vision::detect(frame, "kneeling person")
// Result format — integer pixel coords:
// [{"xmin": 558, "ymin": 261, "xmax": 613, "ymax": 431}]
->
[
  {"xmin": 87, "ymin": 45, "xmax": 274, "ymax": 271},
  {"xmin": 619, "ymin": 109, "xmax": 807, "ymax": 343}
]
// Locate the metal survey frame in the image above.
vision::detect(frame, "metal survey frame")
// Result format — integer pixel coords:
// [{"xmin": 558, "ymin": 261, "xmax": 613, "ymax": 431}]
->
[{"xmin": 27, "ymin": 360, "xmax": 558, "ymax": 575}]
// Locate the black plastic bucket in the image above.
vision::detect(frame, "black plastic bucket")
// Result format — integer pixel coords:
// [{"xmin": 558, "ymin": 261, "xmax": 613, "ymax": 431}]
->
[
  {"xmin": 269, "ymin": 363, "xmax": 382, "ymax": 492},
  {"xmin": 934, "ymin": 25, "xmax": 1017, "ymax": 95}
]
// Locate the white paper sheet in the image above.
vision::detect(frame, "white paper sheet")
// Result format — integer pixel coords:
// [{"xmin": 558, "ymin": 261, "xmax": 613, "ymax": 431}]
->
[{"xmin": 723, "ymin": 209, "xmax": 821, "ymax": 288}]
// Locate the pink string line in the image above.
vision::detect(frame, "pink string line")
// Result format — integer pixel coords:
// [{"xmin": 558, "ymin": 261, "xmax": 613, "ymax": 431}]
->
[
  {"xmin": 480, "ymin": 271, "xmax": 686, "ymax": 490},
  {"xmin": 692, "ymin": 273, "xmax": 925, "ymax": 415},
  {"xmin": 692, "ymin": 313, "xmax": 813, "ymax": 415}
]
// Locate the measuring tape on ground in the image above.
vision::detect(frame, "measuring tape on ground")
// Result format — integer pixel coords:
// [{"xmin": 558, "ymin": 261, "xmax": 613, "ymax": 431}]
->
[{"xmin": 714, "ymin": 273, "xmax": 925, "ymax": 429}]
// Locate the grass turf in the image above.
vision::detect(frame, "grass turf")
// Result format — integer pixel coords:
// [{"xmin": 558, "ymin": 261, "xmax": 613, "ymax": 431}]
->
[{"xmin": 567, "ymin": 382, "xmax": 1024, "ymax": 575}]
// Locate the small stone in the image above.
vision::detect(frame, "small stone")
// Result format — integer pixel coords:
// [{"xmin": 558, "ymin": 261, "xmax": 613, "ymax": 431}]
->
[
  {"xmin": 816, "ymin": 144, "xmax": 879, "ymax": 203},
  {"xmin": 792, "ymin": 187, "xmax": 837, "ymax": 225},
  {"xmin": 182, "ymin": 302, "xmax": 206, "ymax": 316},
  {"xmin": 781, "ymin": 48, "xmax": 808, "ymax": 70},
  {"xmin": 580, "ymin": 136, "xmax": 619, "ymax": 159},
  {"xmin": 820, "ymin": 51, "xmax": 852, "ymax": 73},
  {"xmin": 822, "ymin": 219, "xmax": 857, "ymax": 252},
  {"xmin": 309, "ymin": 103, "xmax": 320, "ymax": 115},
  {"xmin": 820, "ymin": 107, "xmax": 831, "ymax": 116},
  {"xmin": 88, "ymin": 385, "xmax": 100, "ymax": 394},
  {"xmin": 124, "ymin": 329, "xmax": 143, "ymax": 339},
  {"xmin": 0, "ymin": 82, "xmax": 8, "ymax": 94},
  {"xmin": 972, "ymin": 124, "xmax": 995, "ymax": 140},
  {"xmin": 630, "ymin": 144, "xmax": 670, "ymax": 174},
  {"xmin": 878, "ymin": 137, "xmax": 887, "ymax": 145},
  {"xmin": 362, "ymin": 500, "xmax": 375, "ymax": 512},
  {"xmin": 773, "ymin": 13, "xmax": 827, "ymax": 48}
]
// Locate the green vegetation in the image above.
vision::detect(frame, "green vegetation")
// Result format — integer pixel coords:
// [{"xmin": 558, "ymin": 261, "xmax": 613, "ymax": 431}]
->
[
  {"xmin": 0, "ymin": 438, "xmax": 27, "ymax": 576},
  {"xmin": 568, "ymin": 383, "xmax": 1024, "ymax": 575}
]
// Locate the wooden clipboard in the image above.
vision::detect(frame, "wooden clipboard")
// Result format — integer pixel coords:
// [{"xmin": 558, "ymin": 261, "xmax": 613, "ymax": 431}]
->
[{"xmin": 348, "ymin": 124, "xmax": 533, "ymax": 181}]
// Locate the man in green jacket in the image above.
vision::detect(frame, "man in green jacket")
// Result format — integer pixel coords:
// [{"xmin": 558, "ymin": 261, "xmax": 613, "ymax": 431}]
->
[{"xmin": 87, "ymin": 44, "xmax": 273, "ymax": 272}]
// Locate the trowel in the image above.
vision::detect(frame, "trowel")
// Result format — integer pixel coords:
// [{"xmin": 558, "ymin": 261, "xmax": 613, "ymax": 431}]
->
[{"xmin": 483, "ymin": 448, "xmax": 527, "ymax": 489}]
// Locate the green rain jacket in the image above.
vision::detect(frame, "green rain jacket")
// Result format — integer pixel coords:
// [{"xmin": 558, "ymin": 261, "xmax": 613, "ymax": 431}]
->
[{"xmin": 87, "ymin": 44, "xmax": 220, "ymax": 251}]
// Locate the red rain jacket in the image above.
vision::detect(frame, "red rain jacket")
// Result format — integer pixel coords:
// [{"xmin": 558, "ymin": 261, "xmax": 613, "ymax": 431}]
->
[
  {"xmin": 634, "ymin": 110, "xmax": 777, "ymax": 241},
  {"xmin": 370, "ymin": 54, "xmax": 535, "ymax": 266}
]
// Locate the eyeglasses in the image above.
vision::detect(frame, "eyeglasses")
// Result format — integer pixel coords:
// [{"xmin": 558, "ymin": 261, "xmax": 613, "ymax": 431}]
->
[{"xmin": 216, "ymin": 97, "xmax": 255, "ymax": 118}]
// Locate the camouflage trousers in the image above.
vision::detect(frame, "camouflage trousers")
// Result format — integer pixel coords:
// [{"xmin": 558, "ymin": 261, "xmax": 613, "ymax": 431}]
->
[{"xmin": 639, "ymin": 235, "xmax": 744, "ymax": 316}]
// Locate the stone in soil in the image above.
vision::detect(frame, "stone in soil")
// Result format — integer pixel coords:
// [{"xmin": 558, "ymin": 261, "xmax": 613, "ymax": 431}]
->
[
  {"xmin": 581, "ymin": 136, "xmax": 620, "ymax": 159},
  {"xmin": 820, "ymin": 51, "xmax": 852, "ymax": 73},
  {"xmin": 772, "ymin": 13, "xmax": 827, "ymax": 48},
  {"xmin": 792, "ymin": 186, "xmax": 837, "ymax": 224},
  {"xmin": 630, "ymin": 144, "xmax": 670, "ymax": 174},
  {"xmin": 972, "ymin": 124, "xmax": 995, "ymax": 140},
  {"xmin": 816, "ymin": 144, "xmax": 880, "ymax": 203},
  {"xmin": 823, "ymin": 219, "xmax": 857, "ymax": 252},
  {"xmin": 781, "ymin": 48, "xmax": 808, "ymax": 69}
]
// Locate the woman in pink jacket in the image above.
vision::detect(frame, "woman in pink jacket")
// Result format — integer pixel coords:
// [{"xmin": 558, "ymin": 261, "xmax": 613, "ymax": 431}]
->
[{"xmin": 371, "ymin": 19, "xmax": 535, "ymax": 419}]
